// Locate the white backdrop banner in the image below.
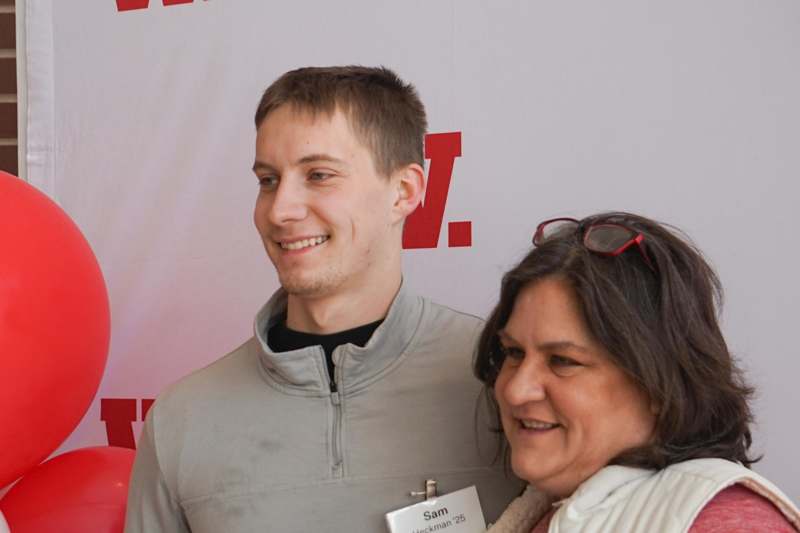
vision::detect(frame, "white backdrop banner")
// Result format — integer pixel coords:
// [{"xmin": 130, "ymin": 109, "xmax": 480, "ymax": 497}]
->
[{"xmin": 23, "ymin": 0, "xmax": 800, "ymax": 500}]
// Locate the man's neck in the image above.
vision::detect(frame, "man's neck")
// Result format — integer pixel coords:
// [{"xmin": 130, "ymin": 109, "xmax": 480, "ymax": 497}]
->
[{"xmin": 285, "ymin": 274, "xmax": 402, "ymax": 334}]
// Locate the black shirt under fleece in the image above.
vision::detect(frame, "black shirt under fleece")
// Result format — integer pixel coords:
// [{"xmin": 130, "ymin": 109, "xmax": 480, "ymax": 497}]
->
[{"xmin": 268, "ymin": 316, "xmax": 384, "ymax": 392}]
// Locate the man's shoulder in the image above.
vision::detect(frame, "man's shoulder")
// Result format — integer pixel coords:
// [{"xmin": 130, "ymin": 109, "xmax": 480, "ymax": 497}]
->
[
  {"xmin": 421, "ymin": 296, "xmax": 485, "ymax": 330},
  {"xmin": 407, "ymin": 297, "xmax": 486, "ymax": 363},
  {"xmin": 147, "ymin": 337, "xmax": 262, "ymax": 421}
]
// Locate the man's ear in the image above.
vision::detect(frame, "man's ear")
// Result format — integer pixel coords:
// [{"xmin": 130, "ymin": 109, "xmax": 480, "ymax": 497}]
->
[{"xmin": 391, "ymin": 162, "xmax": 425, "ymax": 223}]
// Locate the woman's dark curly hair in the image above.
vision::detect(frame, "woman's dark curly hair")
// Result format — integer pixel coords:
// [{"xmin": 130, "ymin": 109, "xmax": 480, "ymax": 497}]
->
[{"xmin": 474, "ymin": 212, "xmax": 758, "ymax": 470}]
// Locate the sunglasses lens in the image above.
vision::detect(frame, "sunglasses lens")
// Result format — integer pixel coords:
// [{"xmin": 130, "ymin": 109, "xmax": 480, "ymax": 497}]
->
[
  {"xmin": 585, "ymin": 224, "xmax": 635, "ymax": 253},
  {"xmin": 535, "ymin": 219, "xmax": 579, "ymax": 245}
]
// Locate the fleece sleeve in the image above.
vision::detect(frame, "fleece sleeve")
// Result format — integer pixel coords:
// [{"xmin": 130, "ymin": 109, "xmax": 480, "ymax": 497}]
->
[{"xmin": 124, "ymin": 410, "xmax": 191, "ymax": 533}]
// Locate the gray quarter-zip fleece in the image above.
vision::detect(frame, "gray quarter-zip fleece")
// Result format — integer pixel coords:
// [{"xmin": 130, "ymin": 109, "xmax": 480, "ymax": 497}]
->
[{"xmin": 125, "ymin": 285, "xmax": 522, "ymax": 532}]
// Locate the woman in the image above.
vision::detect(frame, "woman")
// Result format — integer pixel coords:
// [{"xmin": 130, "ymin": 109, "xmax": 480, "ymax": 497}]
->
[{"xmin": 475, "ymin": 212, "xmax": 800, "ymax": 532}]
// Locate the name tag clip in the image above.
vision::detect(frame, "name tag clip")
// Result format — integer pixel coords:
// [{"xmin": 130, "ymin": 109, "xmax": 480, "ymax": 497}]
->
[{"xmin": 409, "ymin": 479, "xmax": 437, "ymax": 500}]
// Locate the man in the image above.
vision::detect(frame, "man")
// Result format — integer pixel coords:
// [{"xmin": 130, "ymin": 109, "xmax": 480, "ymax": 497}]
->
[{"xmin": 125, "ymin": 66, "xmax": 520, "ymax": 532}]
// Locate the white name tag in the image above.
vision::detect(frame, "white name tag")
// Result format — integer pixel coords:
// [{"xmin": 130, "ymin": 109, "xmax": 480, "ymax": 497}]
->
[{"xmin": 385, "ymin": 485, "xmax": 487, "ymax": 533}]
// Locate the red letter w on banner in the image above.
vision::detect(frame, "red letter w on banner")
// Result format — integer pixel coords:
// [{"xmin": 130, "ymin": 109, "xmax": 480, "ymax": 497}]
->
[
  {"xmin": 402, "ymin": 132, "xmax": 463, "ymax": 249},
  {"xmin": 101, "ymin": 398, "xmax": 156, "ymax": 448},
  {"xmin": 116, "ymin": 0, "xmax": 193, "ymax": 11},
  {"xmin": 100, "ymin": 398, "xmax": 137, "ymax": 448}
]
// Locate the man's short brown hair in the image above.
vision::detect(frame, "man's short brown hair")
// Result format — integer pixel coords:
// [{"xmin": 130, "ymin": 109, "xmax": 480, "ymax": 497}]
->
[{"xmin": 254, "ymin": 65, "xmax": 427, "ymax": 177}]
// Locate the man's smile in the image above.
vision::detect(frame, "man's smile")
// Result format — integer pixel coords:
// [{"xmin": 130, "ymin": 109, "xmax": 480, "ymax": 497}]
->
[{"xmin": 278, "ymin": 235, "xmax": 330, "ymax": 251}]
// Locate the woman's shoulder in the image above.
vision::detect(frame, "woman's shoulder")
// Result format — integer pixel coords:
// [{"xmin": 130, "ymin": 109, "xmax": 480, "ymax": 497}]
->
[{"xmin": 690, "ymin": 484, "xmax": 796, "ymax": 532}]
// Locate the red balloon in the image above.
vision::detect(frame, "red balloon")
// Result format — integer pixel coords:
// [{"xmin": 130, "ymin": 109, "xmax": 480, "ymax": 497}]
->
[
  {"xmin": 0, "ymin": 172, "xmax": 110, "ymax": 488},
  {"xmin": 0, "ymin": 447, "xmax": 135, "ymax": 533}
]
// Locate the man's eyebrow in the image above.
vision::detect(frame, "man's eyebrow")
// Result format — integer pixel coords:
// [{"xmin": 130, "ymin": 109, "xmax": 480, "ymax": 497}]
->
[
  {"xmin": 252, "ymin": 160, "xmax": 277, "ymax": 173},
  {"xmin": 252, "ymin": 154, "xmax": 347, "ymax": 174},
  {"xmin": 296, "ymin": 153, "xmax": 347, "ymax": 166}
]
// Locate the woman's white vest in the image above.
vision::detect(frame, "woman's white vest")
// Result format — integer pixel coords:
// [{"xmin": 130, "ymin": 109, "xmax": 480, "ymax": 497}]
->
[{"xmin": 489, "ymin": 458, "xmax": 800, "ymax": 532}]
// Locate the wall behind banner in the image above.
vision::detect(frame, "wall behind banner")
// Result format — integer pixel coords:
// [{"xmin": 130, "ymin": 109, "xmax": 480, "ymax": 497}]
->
[{"xmin": 20, "ymin": 0, "xmax": 800, "ymax": 499}]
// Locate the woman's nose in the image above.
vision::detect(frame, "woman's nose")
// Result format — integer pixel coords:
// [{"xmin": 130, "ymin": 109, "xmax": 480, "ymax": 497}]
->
[{"xmin": 501, "ymin": 357, "xmax": 547, "ymax": 407}]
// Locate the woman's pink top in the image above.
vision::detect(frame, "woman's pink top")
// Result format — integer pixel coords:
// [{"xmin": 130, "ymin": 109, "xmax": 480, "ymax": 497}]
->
[{"xmin": 530, "ymin": 484, "xmax": 795, "ymax": 532}]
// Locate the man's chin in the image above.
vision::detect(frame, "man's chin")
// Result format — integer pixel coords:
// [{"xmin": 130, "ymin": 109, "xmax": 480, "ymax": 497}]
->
[{"xmin": 279, "ymin": 274, "xmax": 339, "ymax": 298}]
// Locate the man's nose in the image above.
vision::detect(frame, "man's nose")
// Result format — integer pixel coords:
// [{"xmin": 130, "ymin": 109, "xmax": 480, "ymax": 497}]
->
[{"xmin": 268, "ymin": 178, "xmax": 308, "ymax": 225}]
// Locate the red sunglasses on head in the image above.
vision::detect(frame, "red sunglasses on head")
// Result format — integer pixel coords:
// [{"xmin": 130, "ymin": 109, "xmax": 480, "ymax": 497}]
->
[{"xmin": 533, "ymin": 217, "xmax": 655, "ymax": 271}]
